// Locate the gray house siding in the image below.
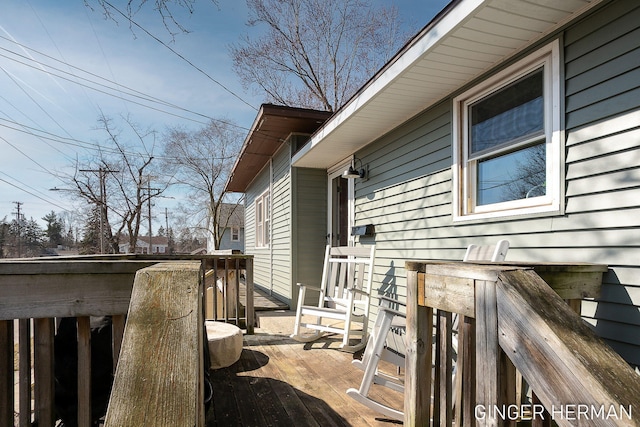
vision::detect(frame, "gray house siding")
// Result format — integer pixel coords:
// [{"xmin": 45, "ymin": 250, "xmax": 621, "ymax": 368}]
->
[
  {"xmin": 562, "ymin": 0, "xmax": 640, "ymax": 365},
  {"xmin": 292, "ymin": 167, "xmax": 328, "ymax": 307},
  {"xmin": 245, "ymin": 164, "xmax": 271, "ymax": 293},
  {"xmin": 243, "ymin": 141, "xmax": 327, "ymax": 307},
  {"xmin": 353, "ymin": 0, "xmax": 640, "ymax": 367},
  {"xmin": 270, "ymin": 143, "xmax": 293, "ymax": 301},
  {"xmin": 217, "ymin": 227, "xmax": 244, "ymax": 252}
]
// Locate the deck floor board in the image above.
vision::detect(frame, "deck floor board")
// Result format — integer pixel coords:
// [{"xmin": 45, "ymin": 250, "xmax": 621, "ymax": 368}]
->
[{"xmin": 207, "ymin": 312, "xmax": 404, "ymax": 426}]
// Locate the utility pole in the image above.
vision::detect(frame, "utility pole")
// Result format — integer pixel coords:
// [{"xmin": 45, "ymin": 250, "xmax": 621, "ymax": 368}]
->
[
  {"xmin": 148, "ymin": 179, "xmax": 152, "ymax": 243},
  {"xmin": 13, "ymin": 201, "xmax": 22, "ymax": 257},
  {"xmin": 144, "ymin": 175, "xmax": 159, "ymax": 254},
  {"xmin": 165, "ymin": 207, "xmax": 171, "ymax": 254},
  {"xmin": 79, "ymin": 167, "xmax": 119, "ymax": 253}
]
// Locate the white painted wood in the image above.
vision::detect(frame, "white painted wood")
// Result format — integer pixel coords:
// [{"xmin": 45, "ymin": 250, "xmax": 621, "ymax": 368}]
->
[{"xmin": 291, "ymin": 245, "xmax": 376, "ymax": 352}]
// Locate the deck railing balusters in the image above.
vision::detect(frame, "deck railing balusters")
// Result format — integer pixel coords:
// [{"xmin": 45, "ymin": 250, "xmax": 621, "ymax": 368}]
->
[{"xmin": 0, "ymin": 254, "xmax": 254, "ymax": 426}]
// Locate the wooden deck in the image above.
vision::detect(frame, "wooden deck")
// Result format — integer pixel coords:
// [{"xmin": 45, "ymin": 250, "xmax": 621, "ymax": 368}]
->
[
  {"xmin": 206, "ymin": 311, "xmax": 404, "ymax": 426},
  {"xmin": 240, "ymin": 283, "xmax": 289, "ymax": 311}
]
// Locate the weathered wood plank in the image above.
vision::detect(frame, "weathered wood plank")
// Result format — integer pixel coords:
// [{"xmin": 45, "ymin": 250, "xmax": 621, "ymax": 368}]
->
[
  {"xmin": 104, "ymin": 261, "xmax": 203, "ymax": 427},
  {"xmin": 421, "ymin": 273, "xmax": 475, "ymax": 318},
  {"xmin": 434, "ymin": 310, "xmax": 453, "ymax": 425},
  {"xmin": 475, "ymin": 279, "xmax": 500, "ymax": 427},
  {"xmin": 33, "ymin": 318, "xmax": 54, "ymax": 427},
  {"xmin": 460, "ymin": 316, "xmax": 475, "ymax": 427},
  {"xmin": 0, "ymin": 273, "xmax": 141, "ymax": 320},
  {"xmin": 19, "ymin": 319, "xmax": 31, "ymax": 427},
  {"xmin": 244, "ymin": 258, "xmax": 255, "ymax": 327},
  {"xmin": 496, "ymin": 269, "xmax": 640, "ymax": 426},
  {"xmin": 0, "ymin": 260, "xmax": 193, "ymax": 320},
  {"xmin": 0, "ymin": 320, "xmax": 13, "ymax": 427},
  {"xmin": 111, "ymin": 314, "xmax": 125, "ymax": 371},
  {"xmin": 77, "ymin": 316, "xmax": 92, "ymax": 427},
  {"xmin": 404, "ymin": 268, "xmax": 433, "ymax": 426}
]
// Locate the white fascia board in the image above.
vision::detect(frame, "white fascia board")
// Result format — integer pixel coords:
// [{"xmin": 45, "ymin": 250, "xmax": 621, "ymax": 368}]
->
[{"xmin": 291, "ymin": 0, "xmax": 487, "ymax": 168}]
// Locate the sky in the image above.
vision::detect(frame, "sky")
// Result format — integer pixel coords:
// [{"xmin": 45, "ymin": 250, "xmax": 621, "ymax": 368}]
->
[{"xmin": 0, "ymin": 0, "xmax": 450, "ymax": 234}]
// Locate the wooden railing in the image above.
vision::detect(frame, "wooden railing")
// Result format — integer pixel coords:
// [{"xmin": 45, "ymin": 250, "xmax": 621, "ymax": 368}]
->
[
  {"xmin": 203, "ymin": 253, "xmax": 254, "ymax": 333},
  {"xmin": 104, "ymin": 261, "xmax": 205, "ymax": 427},
  {"xmin": 405, "ymin": 262, "xmax": 640, "ymax": 426},
  {"xmin": 0, "ymin": 254, "xmax": 253, "ymax": 427}
]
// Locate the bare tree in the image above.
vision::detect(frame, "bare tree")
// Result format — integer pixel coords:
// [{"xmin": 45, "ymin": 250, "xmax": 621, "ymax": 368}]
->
[
  {"xmin": 88, "ymin": 0, "xmax": 218, "ymax": 38},
  {"xmin": 161, "ymin": 119, "xmax": 242, "ymax": 251},
  {"xmin": 230, "ymin": 0, "xmax": 409, "ymax": 112},
  {"xmin": 504, "ymin": 143, "xmax": 547, "ymax": 201},
  {"xmin": 64, "ymin": 114, "xmax": 167, "ymax": 253}
]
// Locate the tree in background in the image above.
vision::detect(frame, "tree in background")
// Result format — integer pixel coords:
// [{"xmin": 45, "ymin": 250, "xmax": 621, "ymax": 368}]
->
[
  {"xmin": 62, "ymin": 114, "xmax": 168, "ymax": 253},
  {"xmin": 79, "ymin": 206, "xmax": 102, "ymax": 255},
  {"xmin": 162, "ymin": 119, "xmax": 242, "ymax": 251},
  {"xmin": 230, "ymin": 0, "xmax": 409, "ymax": 112},
  {"xmin": 42, "ymin": 211, "xmax": 64, "ymax": 247}
]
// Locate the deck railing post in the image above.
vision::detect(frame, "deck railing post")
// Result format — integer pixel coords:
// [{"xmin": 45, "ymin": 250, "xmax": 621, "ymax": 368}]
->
[
  {"xmin": 475, "ymin": 278, "xmax": 500, "ymax": 426},
  {"xmin": 404, "ymin": 268, "xmax": 432, "ymax": 426},
  {"xmin": 33, "ymin": 317, "xmax": 54, "ymax": 427},
  {"xmin": 77, "ymin": 316, "xmax": 92, "ymax": 427},
  {"xmin": 0, "ymin": 320, "xmax": 13, "ymax": 427},
  {"xmin": 20, "ymin": 319, "xmax": 32, "ymax": 427},
  {"xmin": 245, "ymin": 256, "xmax": 254, "ymax": 335}
]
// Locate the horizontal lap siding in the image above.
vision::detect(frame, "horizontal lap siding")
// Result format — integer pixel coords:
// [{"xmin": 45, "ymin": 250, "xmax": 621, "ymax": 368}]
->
[
  {"xmin": 294, "ymin": 168, "xmax": 328, "ymax": 307},
  {"xmin": 270, "ymin": 145, "xmax": 292, "ymax": 301},
  {"xmin": 354, "ymin": 0, "xmax": 640, "ymax": 366},
  {"xmin": 245, "ymin": 167, "xmax": 271, "ymax": 292},
  {"xmin": 563, "ymin": 0, "xmax": 640, "ymax": 365}
]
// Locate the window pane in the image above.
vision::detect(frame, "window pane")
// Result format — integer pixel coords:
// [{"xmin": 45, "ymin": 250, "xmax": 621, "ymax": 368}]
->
[
  {"xmin": 477, "ymin": 143, "xmax": 546, "ymax": 206},
  {"xmin": 470, "ymin": 70, "xmax": 543, "ymax": 154}
]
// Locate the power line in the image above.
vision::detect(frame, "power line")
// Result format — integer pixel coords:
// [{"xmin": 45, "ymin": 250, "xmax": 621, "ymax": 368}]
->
[
  {"xmin": 0, "ymin": 48, "xmax": 211, "ymax": 125},
  {"xmin": 0, "ymin": 177, "xmax": 70, "ymax": 212},
  {"xmin": 0, "ymin": 134, "xmax": 56, "ymax": 176},
  {"xmin": 99, "ymin": 0, "xmax": 258, "ymax": 112}
]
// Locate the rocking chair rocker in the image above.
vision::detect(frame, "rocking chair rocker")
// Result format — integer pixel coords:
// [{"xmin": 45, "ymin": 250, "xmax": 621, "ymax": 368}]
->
[
  {"xmin": 347, "ymin": 240, "xmax": 510, "ymax": 420},
  {"xmin": 291, "ymin": 245, "xmax": 376, "ymax": 352}
]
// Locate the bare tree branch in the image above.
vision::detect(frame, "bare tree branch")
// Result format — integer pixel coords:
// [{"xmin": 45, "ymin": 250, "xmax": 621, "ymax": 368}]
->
[
  {"xmin": 161, "ymin": 119, "xmax": 242, "ymax": 250},
  {"xmin": 230, "ymin": 0, "xmax": 410, "ymax": 112}
]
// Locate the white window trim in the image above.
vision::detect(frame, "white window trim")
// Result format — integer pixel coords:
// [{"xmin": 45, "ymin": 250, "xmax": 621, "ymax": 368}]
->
[
  {"xmin": 231, "ymin": 226, "xmax": 240, "ymax": 242},
  {"xmin": 452, "ymin": 39, "xmax": 561, "ymax": 222},
  {"xmin": 255, "ymin": 190, "xmax": 270, "ymax": 248}
]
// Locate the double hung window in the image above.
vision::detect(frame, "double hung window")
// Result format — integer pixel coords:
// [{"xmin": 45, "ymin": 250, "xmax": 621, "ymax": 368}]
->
[
  {"xmin": 453, "ymin": 41, "xmax": 561, "ymax": 220},
  {"xmin": 255, "ymin": 191, "xmax": 270, "ymax": 247},
  {"xmin": 231, "ymin": 226, "xmax": 240, "ymax": 242}
]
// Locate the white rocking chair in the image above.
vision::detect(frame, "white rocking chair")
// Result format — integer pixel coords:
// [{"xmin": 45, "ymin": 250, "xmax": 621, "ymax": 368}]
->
[
  {"xmin": 291, "ymin": 245, "xmax": 376, "ymax": 352},
  {"xmin": 347, "ymin": 240, "xmax": 509, "ymax": 420}
]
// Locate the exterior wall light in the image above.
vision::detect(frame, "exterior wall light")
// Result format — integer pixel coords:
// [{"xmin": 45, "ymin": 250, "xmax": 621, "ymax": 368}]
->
[{"xmin": 343, "ymin": 157, "xmax": 368, "ymax": 180}]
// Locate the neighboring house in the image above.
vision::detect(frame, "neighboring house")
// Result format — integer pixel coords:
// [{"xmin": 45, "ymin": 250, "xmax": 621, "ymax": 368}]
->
[
  {"xmin": 208, "ymin": 203, "xmax": 245, "ymax": 252},
  {"xmin": 118, "ymin": 236, "xmax": 169, "ymax": 254},
  {"xmin": 225, "ymin": 104, "xmax": 332, "ymax": 304},
  {"xmin": 287, "ymin": 0, "xmax": 640, "ymax": 368}
]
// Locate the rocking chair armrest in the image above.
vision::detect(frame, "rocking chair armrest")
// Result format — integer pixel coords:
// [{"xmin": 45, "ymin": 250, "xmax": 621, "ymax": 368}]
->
[
  {"xmin": 349, "ymin": 287, "xmax": 369, "ymax": 296},
  {"xmin": 377, "ymin": 296, "xmax": 407, "ymax": 318},
  {"xmin": 296, "ymin": 282, "xmax": 322, "ymax": 292},
  {"xmin": 379, "ymin": 295, "xmax": 406, "ymax": 306},
  {"xmin": 378, "ymin": 305, "xmax": 406, "ymax": 319}
]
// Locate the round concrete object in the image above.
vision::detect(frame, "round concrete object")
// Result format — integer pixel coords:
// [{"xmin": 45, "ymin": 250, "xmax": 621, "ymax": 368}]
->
[{"xmin": 205, "ymin": 321, "xmax": 243, "ymax": 369}]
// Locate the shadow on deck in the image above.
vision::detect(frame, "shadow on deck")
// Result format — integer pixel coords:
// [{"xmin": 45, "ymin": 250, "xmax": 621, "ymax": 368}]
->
[{"xmin": 207, "ymin": 311, "xmax": 404, "ymax": 427}]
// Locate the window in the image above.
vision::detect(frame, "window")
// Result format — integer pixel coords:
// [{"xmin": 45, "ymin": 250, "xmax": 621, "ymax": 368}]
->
[
  {"xmin": 231, "ymin": 226, "xmax": 240, "ymax": 242},
  {"xmin": 453, "ymin": 40, "xmax": 561, "ymax": 221},
  {"xmin": 255, "ymin": 191, "xmax": 270, "ymax": 247}
]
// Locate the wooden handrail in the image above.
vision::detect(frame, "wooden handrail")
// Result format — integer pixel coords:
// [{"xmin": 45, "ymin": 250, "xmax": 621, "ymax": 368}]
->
[
  {"xmin": 0, "ymin": 254, "xmax": 254, "ymax": 426},
  {"xmin": 406, "ymin": 262, "xmax": 640, "ymax": 427},
  {"xmin": 104, "ymin": 261, "xmax": 205, "ymax": 427},
  {"xmin": 495, "ymin": 269, "xmax": 640, "ymax": 426}
]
